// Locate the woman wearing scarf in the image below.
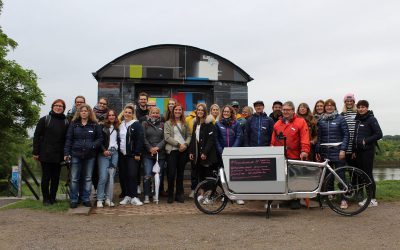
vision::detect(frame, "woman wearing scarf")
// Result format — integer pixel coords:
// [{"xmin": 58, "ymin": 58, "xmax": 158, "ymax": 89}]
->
[
  {"xmin": 315, "ymin": 99, "xmax": 349, "ymax": 209},
  {"xmin": 142, "ymin": 106, "xmax": 166, "ymax": 204}
]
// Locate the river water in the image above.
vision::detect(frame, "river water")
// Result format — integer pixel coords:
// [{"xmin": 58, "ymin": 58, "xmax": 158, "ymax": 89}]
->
[{"xmin": 373, "ymin": 167, "xmax": 400, "ymax": 181}]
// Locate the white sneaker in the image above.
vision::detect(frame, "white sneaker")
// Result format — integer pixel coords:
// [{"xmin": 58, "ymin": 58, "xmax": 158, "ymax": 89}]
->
[
  {"xmin": 369, "ymin": 199, "xmax": 378, "ymax": 207},
  {"xmin": 105, "ymin": 199, "xmax": 115, "ymax": 207},
  {"xmin": 137, "ymin": 185, "xmax": 141, "ymax": 194},
  {"xmin": 131, "ymin": 197, "xmax": 143, "ymax": 206},
  {"xmin": 97, "ymin": 200, "xmax": 103, "ymax": 208},
  {"xmin": 189, "ymin": 190, "xmax": 195, "ymax": 198},
  {"xmin": 197, "ymin": 195, "xmax": 204, "ymax": 203},
  {"xmin": 236, "ymin": 200, "xmax": 245, "ymax": 205},
  {"xmin": 358, "ymin": 199, "xmax": 367, "ymax": 207},
  {"xmin": 119, "ymin": 196, "xmax": 131, "ymax": 205},
  {"xmin": 203, "ymin": 197, "xmax": 211, "ymax": 205},
  {"xmin": 144, "ymin": 195, "xmax": 150, "ymax": 204}
]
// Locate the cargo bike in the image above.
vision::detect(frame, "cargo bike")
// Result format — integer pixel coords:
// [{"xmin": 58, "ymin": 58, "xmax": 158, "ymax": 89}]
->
[{"xmin": 194, "ymin": 141, "xmax": 373, "ymax": 218}]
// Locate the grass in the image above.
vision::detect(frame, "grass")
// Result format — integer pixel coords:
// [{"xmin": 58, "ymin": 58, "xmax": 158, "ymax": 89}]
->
[
  {"xmin": 376, "ymin": 180, "xmax": 400, "ymax": 201},
  {"xmin": 1, "ymin": 199, "xmax": 70, "ymax": 212}
]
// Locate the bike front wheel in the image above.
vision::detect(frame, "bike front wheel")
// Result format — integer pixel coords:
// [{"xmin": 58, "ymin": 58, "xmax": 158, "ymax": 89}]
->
[
  {"xmin": 322, "ymin": 166, "xmax": 373, "ymax": 216},
  {"xmin": 194, "ymin": 179, "xmax": 228, "ymax": 215}
]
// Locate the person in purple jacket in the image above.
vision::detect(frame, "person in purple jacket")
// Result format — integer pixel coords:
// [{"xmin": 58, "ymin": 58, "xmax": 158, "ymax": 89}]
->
[{"xmin": 214, "ymin": 105, "xmax": 244, "ymax": 205}]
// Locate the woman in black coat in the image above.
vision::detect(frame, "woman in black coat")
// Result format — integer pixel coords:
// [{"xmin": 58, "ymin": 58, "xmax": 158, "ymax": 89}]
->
[
  {"xmin": 189, "ymin": 104, "xmax": 218, "ymax": 202},
  {"xmin": 352, "ymin": 100, "xmax": 383, "ymax": 207},
  {"xmin": 33, "ymin": 99, "xmax": 69, "ymax": 206}
]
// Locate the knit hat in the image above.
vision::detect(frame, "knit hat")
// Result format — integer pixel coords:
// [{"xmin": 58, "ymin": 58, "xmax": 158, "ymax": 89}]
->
[{"xmin": 343, "ymin": 93, "xmax": 355, "ymax": 102}]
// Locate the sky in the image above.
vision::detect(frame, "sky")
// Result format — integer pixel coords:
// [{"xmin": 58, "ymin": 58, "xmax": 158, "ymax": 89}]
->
[{"xmin": 1, "ymin": 0, "xmax": 399, "ymax": 135}]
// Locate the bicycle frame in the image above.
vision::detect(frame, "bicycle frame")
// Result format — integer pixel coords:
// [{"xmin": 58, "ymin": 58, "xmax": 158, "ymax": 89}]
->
[{"xmin": 218, "ymin": 159, "xmax": 349, "ymax": 201}]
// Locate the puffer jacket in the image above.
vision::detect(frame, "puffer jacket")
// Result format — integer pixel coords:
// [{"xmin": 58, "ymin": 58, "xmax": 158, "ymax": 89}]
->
[
  {"xmin": 353, "ymin": 111, "xmax": 382, "ymax": 152},
  {"xmin": 142, "ymin": 118, "xmax": 166, "ymax": 159},
  {"xmin": 215, "ymin": 119, "xmax": 242, "ymax": 154},
  {"xmin": 245, "ymin": 112, "xmax": 274, "ymax": 146},
  {"xmin": 64, "ymin": 120, "xmax": 103, "ymax": 159},
  {"xmin": 271, "ymin": 114, "xmax": 310, "ymax": 160},
  {"xmin": 189, "ymin": 116, "xmax": 218, "ymax": 166},
  {"xmin": 316, "ymin": 112, "xmax": 349, "ymax": 162}
]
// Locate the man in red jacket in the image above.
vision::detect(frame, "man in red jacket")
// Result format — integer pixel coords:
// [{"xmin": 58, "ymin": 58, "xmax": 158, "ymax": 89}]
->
[
  {"xmin": 271, "ymin": 101, "xmax": 310, "ymax": 209},
  {"xmin": 271, "ymin": 101, "xmax": 310, "ymax": 160}
]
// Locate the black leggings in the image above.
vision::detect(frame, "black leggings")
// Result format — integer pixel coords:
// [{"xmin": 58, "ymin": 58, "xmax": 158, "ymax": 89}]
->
[
  {"xmin": 120, "ymin": 154, "xmax": 140, "ymax": 198},
  {"xmin": 41, "ymin": 162, "xmax": 62, "ymax": 202}
]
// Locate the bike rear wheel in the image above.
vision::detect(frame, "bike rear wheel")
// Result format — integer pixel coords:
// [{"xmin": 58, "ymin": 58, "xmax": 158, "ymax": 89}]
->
[
  {"xmin": 322, "ymin": 166, "xmax": 373, "ymax": 216},
  {"xmin": 194, "ymin": 179, "xmax": 228, "ymax": 215}
]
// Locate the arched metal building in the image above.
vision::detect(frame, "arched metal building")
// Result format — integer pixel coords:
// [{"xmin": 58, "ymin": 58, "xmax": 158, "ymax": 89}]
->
[{"xmin": 93, "ymin": 44, "xmax": 253, "ymax": 114}]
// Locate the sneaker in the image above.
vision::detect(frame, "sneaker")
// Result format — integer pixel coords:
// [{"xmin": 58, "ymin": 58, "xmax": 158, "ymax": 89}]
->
[
  {"xmin": 236, "ymin": 200, "xmax": 245, "ymax": 205},
  {"xmin": 137, "ymin": 185, "xmax": 141, "ymax": 194},
  {"xmin": 369, "ymin": 199, "xmax": 378, "ymax": 207},
  {"xmin": 358, "ymin": 199, "xmax": 367, "ymax": 207},
  {"xmin": 189, "ymin": 190, "xmax": 195, "ymax": 198},
  {"xmin": 340, "ymin": 200, "xmax": 348, "ymax": 209},
  {"xmin": 105, "ymin": 199, "xmax": 115, "ymax": 207},
  {"xmin": 203, "ymin": 197, "xmax": 211, "ymax": 205},
  {"xmin": 197, "ymin": 195, "xmax": 204, "ymax": 203},
  {"xmin": 119, "ymin": 196, "xmax": 131, "ymax": 205},
  {"xmin": 97, "ymin": 201, "xmax": 103, "ymax": 208},
  {"xmin": 144, "ymin": 195, "xmax": 150, "ymax": 204},
  {"xmin": 131, "ymin": 197, "xmax": 143, "ymax": 206}
]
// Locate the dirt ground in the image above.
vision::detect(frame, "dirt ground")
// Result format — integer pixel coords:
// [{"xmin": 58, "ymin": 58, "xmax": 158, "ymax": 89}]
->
[{"xmin": 0, "ymin": 201, "xmax": 399, "ymax": 250}]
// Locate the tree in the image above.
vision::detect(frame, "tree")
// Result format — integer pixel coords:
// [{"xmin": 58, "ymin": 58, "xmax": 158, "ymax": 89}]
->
[{"xmin": 0, "ymin": 0, "xmax": 44, "ymax": 178}]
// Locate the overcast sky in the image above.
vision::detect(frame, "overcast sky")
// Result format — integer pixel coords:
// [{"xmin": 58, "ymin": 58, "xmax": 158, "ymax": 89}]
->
[{"xmin": 2, "ymin": 0, "xmax": 399, "ymax": 135}]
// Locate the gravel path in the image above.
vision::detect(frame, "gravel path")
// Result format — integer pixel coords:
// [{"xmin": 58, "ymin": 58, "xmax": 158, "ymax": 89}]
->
[{"xmin": 0, "ymin": 201, "xmax": 399, "ymax": 249}]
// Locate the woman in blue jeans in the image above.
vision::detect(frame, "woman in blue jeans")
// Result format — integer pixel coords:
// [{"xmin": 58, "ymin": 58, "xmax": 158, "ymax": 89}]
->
[
  {"xmin": 97, "ymin": 109, "xmax": 120, "ymax": 208},
  {"xmin": 64, "ymin": 104, "xmax": 103, "ymax": 208},
  {"xmin": 142, "ymin": 107, "xmax": 166, "ymax": 204}
]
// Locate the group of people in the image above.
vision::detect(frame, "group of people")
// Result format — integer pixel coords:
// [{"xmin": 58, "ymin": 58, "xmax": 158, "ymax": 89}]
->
[{"xmin": 33, "ymin": 92, "xmax": 382, "ymax": 210}]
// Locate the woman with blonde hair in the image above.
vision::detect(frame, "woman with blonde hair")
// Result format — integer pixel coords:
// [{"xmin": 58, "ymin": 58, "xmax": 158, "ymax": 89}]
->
[
  {"xmin": 118, "ymin": 105, "xmax": 144, "ymax": 206},
  {"xmin": 208, "ymin": 104, "xmax": 221, "ymax": 123},
  {"xmin": 64, "ymin": 104, "xmax": 103, "ymax": 208},
  {"xmin": 142, "ymin": 106, "xmax": 166, "ymax": 204}
]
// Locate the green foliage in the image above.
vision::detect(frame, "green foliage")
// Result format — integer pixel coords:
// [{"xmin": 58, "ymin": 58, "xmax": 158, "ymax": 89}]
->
[
  {"xmin": 376, "ymin": 139, "xmax": 400, "ymax": 163},
  {"xmin": 376, "ymin": 180, "xmax": 400, "ymax": 202},
  {"xmin": 1, "ymin": 198, "xmax": 70, "ymax": 212},
  {"xmin": 0, "ymin": 2, "xmax": 44, "ymax": 178}
]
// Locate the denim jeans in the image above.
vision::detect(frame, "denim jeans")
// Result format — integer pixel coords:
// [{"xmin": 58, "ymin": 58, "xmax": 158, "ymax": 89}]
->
[
  {"xmin": 143, "ymin": 156, "xmax": 165, "ymax": 196},
  {"xmin": 70, "ymin": 157, "xmax": 95, "ymax": 203},
  {"xmin": 97, "ymin": 148, "xmax": 118, "ymax": 201}
]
